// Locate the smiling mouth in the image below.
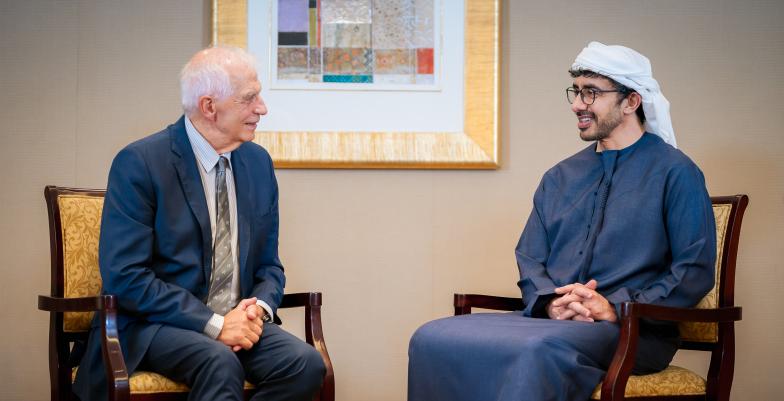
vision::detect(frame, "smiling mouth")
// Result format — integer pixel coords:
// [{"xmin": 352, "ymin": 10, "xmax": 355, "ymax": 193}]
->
[{"xmin": 576, "ymin": 112, "xmax": 594, "ymax": 130}]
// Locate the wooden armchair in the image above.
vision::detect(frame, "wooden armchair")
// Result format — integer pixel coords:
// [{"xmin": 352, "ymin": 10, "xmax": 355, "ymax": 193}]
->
[
  {"xmin": 454, "ymin": 195, "xmax": 748, "ymax": 401},
  {"xmin": 38, "ymin": 186, "xmax": 335, "ymax": 401}
]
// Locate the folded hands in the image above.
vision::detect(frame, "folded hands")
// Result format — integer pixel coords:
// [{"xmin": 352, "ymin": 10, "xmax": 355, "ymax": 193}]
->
[
  {"xmin": 546, "ymin": 279, "xmax": 617, "ymax": 323},
  {"xmin": 218, "ymin": 297, "xmax": 266, "ymax": 351}
]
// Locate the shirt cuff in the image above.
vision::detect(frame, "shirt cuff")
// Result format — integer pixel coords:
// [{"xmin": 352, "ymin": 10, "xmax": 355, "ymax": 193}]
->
[
  {"xmin": 606, "ymin": 287, "xmax": 633, "ymax": 322},
  {"xmin": 523, "ymin": 288, "xmax": 556, "ymax": 318},
  {"xmin": 257, "ymin": 300, "xmax": 273, "ymax": 322},
  {"xmin": 203, "ymin": 313, "xmax": 224, "ymax": 339}
]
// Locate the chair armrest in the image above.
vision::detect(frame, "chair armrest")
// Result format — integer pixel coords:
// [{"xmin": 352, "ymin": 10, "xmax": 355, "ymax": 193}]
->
[
  {"xmin": 599, "ymin": 302, "xmax": 742, "ymax": 401},
  {"xmin": 622, "ymin": 302, "xmax": 742, "ymax": 323},
  {"xmin": 38, "ymin": 294, "xmax": 130, "ymax": 401},
  {"xmin": 453, "ymin": 294, "xmax": 525, "ymax": 315},
  {"xmin": 38, "ymin": 295, "xmax": 104, "ymax": 312},
  {"xmin": 280, "ymin": 292, "xmax": 322, "ymax": 308},
  {"xmin": 279, "ymin": 292, "xmax": 334, "ymax": 401},
  {"xmin": 99, "ymin": 295, "xmax": 130, "ymax": 401}
]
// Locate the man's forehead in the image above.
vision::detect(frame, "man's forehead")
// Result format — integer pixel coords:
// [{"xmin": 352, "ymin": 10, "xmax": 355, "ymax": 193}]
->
[
  {"xmin": 572, "ymin": 75, "xmax": 614, "ymax": 89},
  {"xmin": 234, "ymin": 84, "xmax": 261, "ymax": 100},
  {"xmin": 231, "ymin": 70, "xmax": 261, "ymax": 92}
]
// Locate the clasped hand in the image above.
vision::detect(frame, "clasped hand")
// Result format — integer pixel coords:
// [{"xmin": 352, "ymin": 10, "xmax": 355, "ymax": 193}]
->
[
  {"xmin": 546, "ymin": 279, "xmax": 617, "ymax": 323},
  {"xmin": 218, "ymin": 297, "xmax": 266, "ymax": 352}
]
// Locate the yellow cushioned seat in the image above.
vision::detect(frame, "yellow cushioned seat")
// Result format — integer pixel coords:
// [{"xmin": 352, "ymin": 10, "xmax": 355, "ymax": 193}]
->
[
  {"xmin": 591, "ymin": 365, "xmax": 706, "ymax": 399},
  {"xmin": 128, "ymin": 371, "xmax": 190, "ymax": 393},
  {"xmin": 129, "ymin": 371, "xmax": 257, "ymax": 393},
  {"xmin": 73, "ymin": 369, "xmax": 255, "ymax": 393}
]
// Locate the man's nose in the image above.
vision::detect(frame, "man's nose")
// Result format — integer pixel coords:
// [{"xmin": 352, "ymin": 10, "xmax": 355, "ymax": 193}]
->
[
  {"xmin": 255, "ymin": 98, "xmax": 268, "ymax": 116},
  {"xmin": 571, "ymin": 95, "xmax": 588, "ymax": 113}
]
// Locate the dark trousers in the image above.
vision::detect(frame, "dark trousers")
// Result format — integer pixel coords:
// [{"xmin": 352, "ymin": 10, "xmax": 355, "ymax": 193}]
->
[{"xmin": 139, "ymin": 322, "xmax": 325, "ymax": 401}]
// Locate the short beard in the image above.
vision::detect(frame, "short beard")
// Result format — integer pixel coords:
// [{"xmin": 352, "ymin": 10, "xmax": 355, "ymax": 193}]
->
[{"xmin": 579, "ymin": 106, "xmax": 623, "ymax": 142}]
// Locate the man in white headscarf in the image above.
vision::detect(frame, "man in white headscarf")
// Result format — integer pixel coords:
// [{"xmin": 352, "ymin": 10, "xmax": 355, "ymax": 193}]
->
[
  {"xmin": 408, "ymin": 42, "xmax": 716, "ymax": 401},
  {"xmin": 571, "ymin": 41, "xmax": 678, "ymax": 147}
]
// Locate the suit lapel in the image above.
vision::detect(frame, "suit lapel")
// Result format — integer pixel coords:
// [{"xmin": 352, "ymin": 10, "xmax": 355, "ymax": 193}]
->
[
  {"xmin": 169, "ymin": 117, "xmax": 213, "ymax": 283},
  {"xmin": 232, "ymin": 148, "xmax": 252, "ymax": 295}
]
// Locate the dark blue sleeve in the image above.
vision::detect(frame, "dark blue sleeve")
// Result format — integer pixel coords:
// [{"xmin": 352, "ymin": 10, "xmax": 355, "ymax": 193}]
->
[
  {"xmin": 99, "ymin": 146, "xmax": 214, "ymax": 332},
  {"xmin": 516, "ymin": 178, "xmax": 557, "ymax": 317},
  {"xmin": 605, "ymin": 163, "xmax": 716, "ymax": 309}
]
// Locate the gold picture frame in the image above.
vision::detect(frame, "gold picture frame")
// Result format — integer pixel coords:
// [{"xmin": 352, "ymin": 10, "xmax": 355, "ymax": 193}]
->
[{"xmin": 212, "ymin": 0, "xmax": 500, "ymax": 169}]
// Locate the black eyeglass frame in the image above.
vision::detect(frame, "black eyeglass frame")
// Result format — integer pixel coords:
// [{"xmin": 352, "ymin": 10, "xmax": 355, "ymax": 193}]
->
[{"xmin": 565, "ymin": 87, "xmax": 627, "ymax": 105}]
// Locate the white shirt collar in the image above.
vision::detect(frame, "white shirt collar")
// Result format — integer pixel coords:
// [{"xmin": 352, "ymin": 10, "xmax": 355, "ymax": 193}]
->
[{"xmin": 184, "ymin": 116, "xmax": 232, "ymax": 173}]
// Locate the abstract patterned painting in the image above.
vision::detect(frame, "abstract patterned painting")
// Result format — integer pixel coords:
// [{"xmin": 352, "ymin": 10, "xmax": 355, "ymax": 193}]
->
[{"xmin": 276, "ymin": 0, "xmax": 436, "ymax": 85}]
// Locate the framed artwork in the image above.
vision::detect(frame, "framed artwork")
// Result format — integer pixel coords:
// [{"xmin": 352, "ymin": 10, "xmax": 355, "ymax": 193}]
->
[{"xmin": 213, "ymin": 0, "xmax": 499, "ymax": 169}]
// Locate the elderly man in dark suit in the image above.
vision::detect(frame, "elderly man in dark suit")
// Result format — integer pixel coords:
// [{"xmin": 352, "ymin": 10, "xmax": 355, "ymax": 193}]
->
[{"xmin": 73, "ymin": 46, "xmax": 325, "ymax": 401}]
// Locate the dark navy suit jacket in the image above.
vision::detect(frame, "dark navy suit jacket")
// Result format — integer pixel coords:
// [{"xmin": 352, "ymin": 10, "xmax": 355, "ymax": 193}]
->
[{"xmin": 73, "ymin": 117, "xmax": 285, "ymax": 400}]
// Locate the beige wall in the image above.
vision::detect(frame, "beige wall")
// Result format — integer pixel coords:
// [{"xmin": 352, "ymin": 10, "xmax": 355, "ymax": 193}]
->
[{"xmin": 2, "ymin": 0, "xmax": 782, "ymax": 400}]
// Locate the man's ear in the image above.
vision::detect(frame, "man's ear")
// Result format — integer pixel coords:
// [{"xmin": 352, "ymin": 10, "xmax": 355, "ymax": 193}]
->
[
  {"xmin": 198, "ymin": 95, "xmax": 217, "ymax": 121},
  {"xmin": 624, "ymin": 92, "xmax": 642, "ymax": 116}
]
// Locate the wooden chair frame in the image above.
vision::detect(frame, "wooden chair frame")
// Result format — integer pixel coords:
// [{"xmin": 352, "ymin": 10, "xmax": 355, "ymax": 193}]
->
[
  {"xmin": 454, "ymin": 195, "xmax": 748, "ymax": 401},
  {"xmin": 39, "ymin": 185, "xmax": 335, "ymax": 401}
]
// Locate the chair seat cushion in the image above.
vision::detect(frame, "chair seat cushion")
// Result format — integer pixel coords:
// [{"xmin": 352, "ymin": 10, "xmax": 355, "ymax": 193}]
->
[
  {"xmin": 591, "ymin": 365, "xmax": 706, "ymax": 399},
  {"xmin": 129, "ymin": 371, "xmax": 190, "ymax": 393},
  {"xmin": 73, "ymin": 368, "xmax": 255, "ymax": 394}
]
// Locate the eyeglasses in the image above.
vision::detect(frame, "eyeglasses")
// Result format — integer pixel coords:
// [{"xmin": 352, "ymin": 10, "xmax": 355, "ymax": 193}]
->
[{"xmin": 566, "ymin": 87, "xmax": 624, "ymax": 105}]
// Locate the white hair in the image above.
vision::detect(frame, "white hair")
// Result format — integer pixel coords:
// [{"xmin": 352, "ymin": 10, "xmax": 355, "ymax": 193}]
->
[{"xmin": 179, "ymin": 46, "xmax": 258, "ymax": 115}]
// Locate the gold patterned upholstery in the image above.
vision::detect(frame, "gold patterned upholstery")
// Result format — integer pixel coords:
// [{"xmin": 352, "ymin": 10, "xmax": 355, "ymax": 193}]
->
[
  {"xmin": 72, "ymin": 369, "xmax": 256, "ymax": 394},
  {"xmin": 59, "ymin": 195, "xmax": 104, "ymax": 332},
  {"xmin": 678, "ymin": 203, "xmax": 731, "ymax": 343},
  {"xmin": 128, "ymin": 372, "xmax": 190, "ymax": 393},
  {"xmin": 591, "ymin": 366, "xmax": 706, "ymax": 399},
  {"xmin": 129, "ymin": 373, "xmax": 257, "ymax": 393}
]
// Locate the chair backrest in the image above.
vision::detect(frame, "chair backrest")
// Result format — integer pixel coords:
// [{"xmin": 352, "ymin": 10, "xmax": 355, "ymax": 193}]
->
[
  {"xmin": 46, "ymin": 186, "xmax": 106, "ymax": 332},
  {"xmin": 44, "ymin": 186, "xmax": 106, "ymax": 399},
  {"xmin": 679, "ymin": 195, "xmax": 748, "ymax": 344}
]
